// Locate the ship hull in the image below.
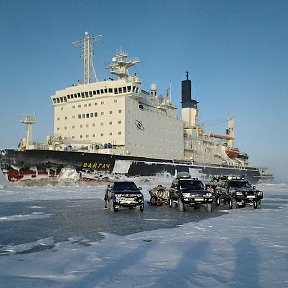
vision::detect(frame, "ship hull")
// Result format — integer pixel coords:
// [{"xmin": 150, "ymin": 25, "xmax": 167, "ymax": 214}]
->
[{"xmin": 0, "ymin": 149, "xmax": 261, "ymax": 184}]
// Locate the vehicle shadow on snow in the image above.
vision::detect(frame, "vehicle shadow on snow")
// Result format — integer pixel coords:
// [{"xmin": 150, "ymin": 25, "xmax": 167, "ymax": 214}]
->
[
  {"xmin": 56, "ymin": 219, "xmax": 260, "ymax": 288},
  {"xmin": 150, "ymin": 237, "xmax": 261, "ymax": 288},
  {"xmin": 151, "ymin": 239, "xmax": 212, "ymax": 288},
  {"xmin": 230, "ymin": 237, "xmax": 261, "ymax": 287},
  {"xmin": 74, "ymin": 240, "xmax": 155, "ymax": 288}
]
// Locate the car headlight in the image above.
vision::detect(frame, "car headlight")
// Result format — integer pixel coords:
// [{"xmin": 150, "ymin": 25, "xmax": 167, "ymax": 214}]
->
[{"xmin": 182, "ymin": 193, "xmax": 190, "ymax": 197}]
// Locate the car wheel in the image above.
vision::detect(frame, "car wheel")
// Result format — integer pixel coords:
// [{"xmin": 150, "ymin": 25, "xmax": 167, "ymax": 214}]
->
[
  {"xmin": 229, "ymin": 198, "xmax": 237, "ymax": 209},
  {"xmin": 150, "ymin": 196, "xmax": 157, "ymax": 206},
  {"xmin": 216, "ymin": 197, "xmax": 221, "ymax": 206},
  {"xmin": 254, "ymin": 200, "xmax": 261, "ymax": 209},
  {"xmin": 169, "ymin": 197, "xmax": 176, "ymax": 208},
  {"xmin": 178, "ymin": 198, "xmax": 185, "ymax": 212},
  {"xmin": 206, "ymin": 203, "xmax": 212, "ymax": 212},
  {"xmin": 140, "ymin": 204, "xmax": 144, "ymax": 212},
  {"xmin": 113, "ymin": 205, "xmax": 119, "ymax": 212}
]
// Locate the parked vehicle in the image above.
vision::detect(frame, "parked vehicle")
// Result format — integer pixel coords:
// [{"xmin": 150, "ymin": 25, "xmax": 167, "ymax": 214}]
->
[
  {"xmin": 168, "ymin": 172, "xmax": 213, "ymax": 212},
  {"xmin": 104, "ymin": 181, "xmax": 144, "ymax": 212},
  {"xmin": 213, "ymin": 176, "xmax": 263, "ymax": 209}
]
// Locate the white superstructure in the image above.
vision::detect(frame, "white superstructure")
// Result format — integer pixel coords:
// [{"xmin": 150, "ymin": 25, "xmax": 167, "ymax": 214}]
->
[
  {"xmin": 49, "ymin": 32, "xmax": 249, "ymax": 167},
  {"xmin": 51, "ymin": 34, "xmax": 183, "ymax": 160}
]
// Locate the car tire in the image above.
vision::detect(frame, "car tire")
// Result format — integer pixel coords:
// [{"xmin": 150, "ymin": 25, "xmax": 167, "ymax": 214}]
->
[
  {"xmin": 229, "ymin": 198, "xmax": 237, "ymax": 209},
  {"xmin": 254, "ymin": 200, "xmax": 261, "ymax": 209},
  {"xmin": 178, "ymin": 198, "xmax": 185, "ymax": 212},
  {"xmin": 113, "ymin": 205, "xmax": 119, "ymax": 212},
  {"xmin": 216, "ymin": 197, "xmax": 221, "ymax": 206},
  {"xmin": 140, "ymin": 204, "xmax": 144, "ymax": 212},
  {"xmin": 150, "ymin": 196, "xmax": 157, "ymax": 206},
  {"xmin": 206, "ymin": 203, "xmax": 212, "ymax": 212},
  {"xmin": 169, "ymin": 197, "xmax": 176, "ymax": 208}
]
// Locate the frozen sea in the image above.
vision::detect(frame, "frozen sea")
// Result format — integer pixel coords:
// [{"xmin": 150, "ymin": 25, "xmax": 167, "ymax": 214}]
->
[{"xmin": 0, "ymin": 176, "xmax": 287, "ymax": 288}]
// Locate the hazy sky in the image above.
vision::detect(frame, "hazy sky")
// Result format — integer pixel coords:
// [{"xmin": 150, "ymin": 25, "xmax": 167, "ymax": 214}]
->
[{"xmin": 0, "ymin": 0, "xmax": 287, "ymax": 182}]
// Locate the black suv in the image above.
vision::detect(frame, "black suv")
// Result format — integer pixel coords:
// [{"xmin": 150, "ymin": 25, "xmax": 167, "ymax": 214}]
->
[
  {"xmin": 104, "ymin": 181, "xmax": 144, "ymax": 212},
  {"xmin": 169, "ymin": 172, "xmax": 213, "ymax": 212},
  {"xmin": 214, "ymin": 176, "xmax": 263, "ymax": 209}
]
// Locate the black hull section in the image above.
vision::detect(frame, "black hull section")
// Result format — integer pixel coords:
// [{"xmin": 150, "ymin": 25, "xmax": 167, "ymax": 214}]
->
[{"xmin": 0, "ymin": 149, "xmax": 261, "ymax": 184}]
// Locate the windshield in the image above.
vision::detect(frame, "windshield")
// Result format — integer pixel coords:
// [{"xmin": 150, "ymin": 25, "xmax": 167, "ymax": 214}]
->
[
  {"xmin": 229, "ymin": 181, "xmax": 251, "ymax": 188},
  {"xmin": 179, "ymin": 180, "xmax": 204, "ymax": 190},
  {"xmin": 113, "ymin": 182, "xmax": 138, "ymax": 191}
]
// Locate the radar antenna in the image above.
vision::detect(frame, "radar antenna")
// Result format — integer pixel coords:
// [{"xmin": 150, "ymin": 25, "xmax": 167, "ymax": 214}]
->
[
  {"xmin": 107, "ymin": 50, "xmax": 139, "ymax": 79},
  {"xmin": 73, "ymin": 32, "xmax": 102, "ymax": 84}
]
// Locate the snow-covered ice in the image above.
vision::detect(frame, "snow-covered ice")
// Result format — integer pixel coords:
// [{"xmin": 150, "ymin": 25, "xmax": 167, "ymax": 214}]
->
[{"xmin": 0, "ymin": 178, "xmax": 287, "ymax": 288}]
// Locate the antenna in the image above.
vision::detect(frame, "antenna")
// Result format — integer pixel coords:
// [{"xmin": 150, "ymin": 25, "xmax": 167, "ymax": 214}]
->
[
  {"xmin": 169, "ymin": 80, "xmax": 172, "ymax": 103},
  {"xmin": 107, "ymin": 50, "xmax": 139, "ymax": 79},
  {"xmin": 73, "ymin": 32, "xmax": 102, "ymax": 84}
]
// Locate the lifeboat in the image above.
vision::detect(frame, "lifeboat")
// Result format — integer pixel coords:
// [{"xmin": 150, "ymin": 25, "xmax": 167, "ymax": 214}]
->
[{"xmin": 226, "ymin": 148, "xmax": 240, "ymax": 158}]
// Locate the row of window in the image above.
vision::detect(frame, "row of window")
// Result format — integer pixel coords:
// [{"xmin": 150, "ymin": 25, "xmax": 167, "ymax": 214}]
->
[
  {"xmin": 56, "ymin": 121, "xmax": 122, "ymax": 129},
  {"xmin": 56, "ymin": 110, "xmax": 122, "ymax": 121},
  {"xmin": 52, "ymin": 85, "xmax": 140, "ymax": 104},
  {"xmin": 63, "ymin": 131, "xmax": 122, "ymax": 140},
  {"xmin": 71, "ymin": 99, "xmax": 118, "ymax": 108},
  {"xmin": 77, "ymin": 109, "xmax": 122, "ymax": 119}
]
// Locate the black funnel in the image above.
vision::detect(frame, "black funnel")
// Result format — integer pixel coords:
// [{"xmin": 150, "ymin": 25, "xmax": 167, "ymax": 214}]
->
[{"xmin": 181, "ymin": 72, "xmax": 198, "ymax": 108}]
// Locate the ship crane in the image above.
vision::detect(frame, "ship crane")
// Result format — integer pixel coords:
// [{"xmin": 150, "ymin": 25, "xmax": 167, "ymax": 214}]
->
[
  {"xmin": 73, "ymin": 32, "xmax": 102, "ymax": 84},
  {"xmin": 209, "ymin": 133, "xmax": 234, "ymax": 141},
  {"xmin": 209, "ymin": 117, "xmax": 235, "ymax": 146}
]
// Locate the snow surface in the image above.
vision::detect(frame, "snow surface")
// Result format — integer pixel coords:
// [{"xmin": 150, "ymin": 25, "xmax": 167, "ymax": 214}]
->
[{"xmin": 0, "ymin": 178, "xmax": 287, "ymax": 288}]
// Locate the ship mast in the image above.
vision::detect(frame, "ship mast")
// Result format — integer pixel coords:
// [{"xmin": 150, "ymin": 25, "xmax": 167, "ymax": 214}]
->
[
  {"xmin": 107, "ymin": 50, "xmax": 139, "ymax": 79},
  {"xmin": 72, "ymin": 32, "xmax": 102, "ymax": 84},
  {"xmin": 21, "ymin": 114, "xmax": 36, "ymax": 150}
]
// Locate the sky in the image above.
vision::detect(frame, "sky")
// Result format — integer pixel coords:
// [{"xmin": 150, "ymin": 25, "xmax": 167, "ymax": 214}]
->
[{"xmin": 0, "ymin": 0, "xmax": 287, "ymax": 183}]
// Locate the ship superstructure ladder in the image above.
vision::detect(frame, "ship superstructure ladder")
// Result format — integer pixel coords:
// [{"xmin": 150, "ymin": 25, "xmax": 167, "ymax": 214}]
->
[{"xmin": 73, "ymin": 32, "xmax": 102, "ymax": 84}]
